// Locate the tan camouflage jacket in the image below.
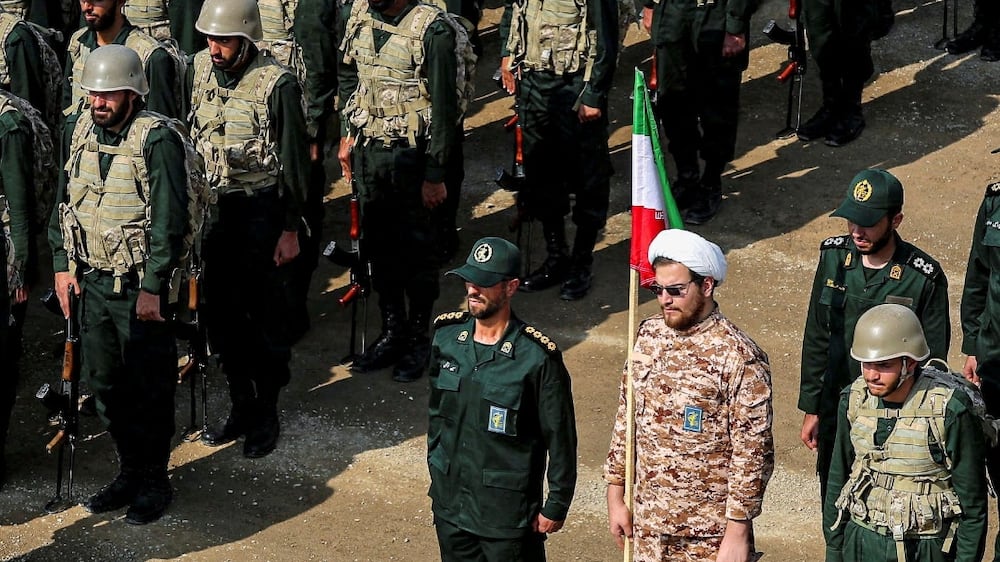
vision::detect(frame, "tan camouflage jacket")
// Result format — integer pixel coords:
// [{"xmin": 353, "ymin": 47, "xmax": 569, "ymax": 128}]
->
[{"xmin": 604, "ymin": 308, "xmax": 774, "ymax": 536}]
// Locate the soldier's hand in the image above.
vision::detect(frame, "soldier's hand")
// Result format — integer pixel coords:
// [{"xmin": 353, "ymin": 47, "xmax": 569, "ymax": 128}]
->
[
  {"xmin": 13, "ymin": 285, "xmax": 29, "ymax": 305},
  {"xmin": 54, "ymin": 271, "xmax": 80, "ymax": 319},
  {"xmin": 964, "ymin": 355, "xmax": 980, "ymax": 386},
  {"xmin": 717, "ymin": 520, "xmax": 754, "ymax": 562},
  {"xmin": 422, "ymin": 181, "xmax": 447, "ymax": 209},
  {"xmin": 642, "ymin": 6, "xmax": 653, "ymax": 34},
  {"xmin": 338, "ymin": 137, "xmax": 354, "ymax": 182},
  {"xmin": 532, "ymin": 514, "xmax": 564, "ymax": 534},
  {"xmin": 310, "ymin": 141, "xmax": 321, "ymax": 163},
  {"xmin": 500, "ymin": 56, "xmax": 517, "ymax": 95},
  {"xmin": 578, "ymin": 104, "xmax": 602, "ymax": 123},
  {"xmin": 136, "ymin": 289, "xmax": 165, "ymax": 322},
  {"xmin": 607, "ymin": 484, "xmax": 633, "ymax": 550},
  {"xmin": 800, "ymin": 413, "xmax": 819, "ymax": 451},
  {"xmin": 722, "ymin": 33, "xmax": 747, "ymax": 57},
  {"xmin": 274, "ymin": 230, "xmax": 301, "ymax": 266}
]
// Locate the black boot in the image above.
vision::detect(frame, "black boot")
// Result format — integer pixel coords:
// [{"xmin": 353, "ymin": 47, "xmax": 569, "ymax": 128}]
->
[
  {"xmin": 519, "ymin": 220, "xmax": 570, "ymax": 292},
  {"xmin": 981, "ymin": 28, "xmax": 1000, "ymax": 61},
  {"xmin": 947, "ymin": 21, "xmax": 988, "ymax": 54},
  {"xmin": 202, "ymin": 382, "xmax": 254, "ymax": 447},
  {"xmin": 351, "ymin": 301, "xmax": 408, "ymax": 372},
  {"xmin": 825, "ymin": 92, "xmax": 865, "ymax": 147},
  {"xmin": 671, "ymin": 163, "xmax": 701, "ymax": 213},
  {"xmin": 560, "ymin": 227, "xmax": 599, "ymax": 301},
  {"xmin": 797, "ymin": 105, "xmax": 838, "ymax": 141},
  {"xmin": 244, "ymin": 387, "xmax": 280, "ymax": 458},
  {"xmin": 125, "ymin": 466, "xmax": 172, "ymax": 525},
  {"xmin": 86, "ymin": 453, "xmax": 142, "ymax": 514},
  {"xmin": 684, "ymin": 183, "xmax": 723, "ymax": 226},
  {"xmin": 393, "ymin": 306, "xmax": 432, "ymax": 382}
]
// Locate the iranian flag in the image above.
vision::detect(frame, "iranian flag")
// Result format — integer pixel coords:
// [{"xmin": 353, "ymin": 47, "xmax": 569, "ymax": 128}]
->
[{"xmin": 630, "ymin": 68, "xmax": 684, "ymax": 286}]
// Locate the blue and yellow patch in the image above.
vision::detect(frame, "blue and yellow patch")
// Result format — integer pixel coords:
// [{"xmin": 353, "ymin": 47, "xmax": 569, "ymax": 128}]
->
[
  {"xmin": 683, "ymin": 405, "xmax": 703, "ymax": 433},
  {"xmin": 488, "ymin": 406, "xmax": 508, "ymax": 433}
]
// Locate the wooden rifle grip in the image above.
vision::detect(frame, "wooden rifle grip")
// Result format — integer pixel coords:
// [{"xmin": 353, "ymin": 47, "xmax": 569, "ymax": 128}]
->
[
  {"xmin": 339, "ymin": 283, "xmax": 361, "ymax": 307},
  {"xmin": 514, "ymin": 126, "xmax": 524, "ymax": 165},
  {"xmin": 777, "ymin": 61, "xmax": 798, "ymax": 83},
  {"xmin": 62, "ymin": 342, "xmax": 75, "ymax": 381},
  {"xmin": 47, "ymin": 429, "xmax": 66, "ymax": 453},
  {"xmin": 788, "ymin": 0, "xmax": 799, "ymax": 20},
  {"xmin": 178, "ymin": 358, "xmax": 195, "ymax": 384},
  {"xmin": 349, "ymin": 197, "xmax": 361, "ymax": 240},
  {"xmin": 188, "ymin": 275, "xmax": 198, "ymax": 311}
]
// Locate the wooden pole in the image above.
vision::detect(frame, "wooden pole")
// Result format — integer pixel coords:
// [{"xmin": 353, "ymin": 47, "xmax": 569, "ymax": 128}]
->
[{"xmin": 623, "ymin": 268, "xmax": 639, "ymax": 562}]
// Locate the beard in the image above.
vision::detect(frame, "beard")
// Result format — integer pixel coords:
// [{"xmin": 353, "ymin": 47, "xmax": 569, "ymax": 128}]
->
[
  {"xmin": 91, "ymin": 97, "xmax": 132, "ymax": 130},
  {"xmin": 857, "ymin": 227, "xmax": 894, "ymax": 255},
  {"xmin": 84, "ymin": 8, "xmax": 116, "ymax": 32},
  {"xmin": 662, "ymin": 290, "xmax": 708, "ymax": 331},
  {"xmin": 468, "ymin": 291, "xmax": 507, "ymax": 320}
]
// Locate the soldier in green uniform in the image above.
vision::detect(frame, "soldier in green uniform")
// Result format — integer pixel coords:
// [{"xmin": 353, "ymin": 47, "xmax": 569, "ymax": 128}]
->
[
  {"xmin": 190, "ymin": 0, "xmax": 308, "ymax": 458},
  {"xmin": 960, "ymin": 180, "xmax": 1000, "ymax": 560},
  {"xmin": 799, "ymin": 169, "xmax": 950, "ymax": 505},
  {"xmin": 824, "ymin": 304, "xmax": 987, "ymax": 562},
  {"xmin": 63, "ymin": 0, "xmax": 182, "ymax": 119},
  {"xmin": 336, "ymin": 0, "xmax": 460, "ymax": 382},
  {"xmin": 0, "ymin": 4, "xmax": 49, "ymax": 114},
  {"xmin": 169, "ymin": 0, "xmax": 206, "ymax": 54},
  {"xmin": 796, "ymin": 0, "xmax": 877, "ymax": 146},
  {"xmin": 48, "ymin": 44, "xmax": 189, "ymax": 524},
  {"xmin": 642, "ymin": 0, "xmax": 756, "ymax": 225},
  {"xmin": 0, "ymin": 89, "xmax": 38, "ymax": 489},
  {"xmin": 498, "ymin": 0, "xmax": 617, "ymax": 300},
  {"xmin": 428, "ymin": 237, "xmax": 577, "ymax": 561}
]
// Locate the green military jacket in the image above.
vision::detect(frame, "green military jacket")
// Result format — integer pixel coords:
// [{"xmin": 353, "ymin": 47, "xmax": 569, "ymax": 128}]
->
[
  {"xmin": 0, "ymin": 15, "xmax": 45, "ymax": 113},
  {"xmin": 823, "ymin": 373, "xmax": 987, "ymax": 562},
  {"xmin": 295, "ymin": 0, "xmax": 337, "ymax": 142},
  {"xmin": 644, "ymin": 0, "xmax": 757, "ymax": 43},
  {"xmin": 427, "ymin": 312, "xmax": 577, "ymax": 539},
  {"xmin": 48, "ymin": 108, "xmax": 188, "ymax": 295},
  {"xmin": 962, "ymin": 182, "xmax": 1000, "ymax": 367},
  {"xmin": 0, "ymin": 107, "xmax": 33, "ymax": 287},
  {"xmin": 168, "ymin": 0, "xmax": 206, "ymax": 54},
  {"xmin": 798, "ymin": 233, "xmax": 950, "ymax": 421}
]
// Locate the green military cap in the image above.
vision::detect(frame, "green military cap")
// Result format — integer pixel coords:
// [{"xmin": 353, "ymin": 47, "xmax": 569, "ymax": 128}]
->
[
  {"xmin": 830, "ymin": 169, "xmax": 904, "ymax": 227},
  {"xmin": 447, "ymin": 237, "xmax": 521, "ymax": 287}
]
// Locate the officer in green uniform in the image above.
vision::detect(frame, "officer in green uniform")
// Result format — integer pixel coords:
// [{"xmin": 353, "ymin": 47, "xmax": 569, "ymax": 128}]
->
[
  {"xmin": 960, "ymin": 180, "xmax": 1000, "ymax": 560},
  {"xmin": 63, "ymin": 0, "xmax": 182, "ymax": 119},
  {"xmin": 498, "ymin": 0, "xmax": 617, "ymax": 300},
  {"xmin": 428, "ymin": 237, "xmax": 577, "ymax": 561},
  {"xmin": 336, "ymin": 0, "xmax": 459, "ymax": 382},
  {"xmin": 48, "ymin": 44, "xmax": 188, "ymax": 524},
  {"xmin": 799, "ymin": 169, "xmax": 950, "ymax": 504},
  {"xmin": 824, "ymin": 304, "xmax": 987, "ymax": 562},
  {"xmin": 190, "ymin": 0, "xmax": 308, "ymax": 459},
  {"xmin": 0, "ymin": 88, "xmax": 37, "ymax": 489},
  {"xmin": 796, "ymin": 0, "xmax": 877, "ymax": 146},
  {"xmin": 642, "ymin": 0, "xmax": 756, "ymax": 225}
]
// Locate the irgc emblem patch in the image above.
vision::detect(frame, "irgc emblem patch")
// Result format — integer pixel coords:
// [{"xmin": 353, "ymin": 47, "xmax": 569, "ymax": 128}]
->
[
  {"xmin": 683, "ymin": 405, "xmax": 703, "ymax": 433},
  {"xmin": 488, "ymin": 405, "xmax": 507, "ymax": 433},
  {"xmin": 853, "ymin": 179, "xmax": 873, "ymax": 202},
  {"xmin": 474, "ymin": 243, "xmax": 493, "ymax": 263}
]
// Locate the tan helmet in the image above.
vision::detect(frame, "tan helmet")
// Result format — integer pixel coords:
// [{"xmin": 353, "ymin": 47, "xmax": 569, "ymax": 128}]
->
[
  {"xmin": 195, "ymin": 0, "xmax": 263, "ymax": 42},
  {"xmin": 850, "ymin": 303, "xmax": 930, "ymax": 363},
  {"xmin": 80, "ymin": 44, "xmax": 150, "ymax": 95}
]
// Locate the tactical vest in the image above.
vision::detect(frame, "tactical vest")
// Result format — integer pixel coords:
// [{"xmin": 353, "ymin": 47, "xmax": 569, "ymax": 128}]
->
[
  {"xmin": 0, "ymin": 12, "xmax": 20, "ymax": 89},
  {"xmin": 257, "ymin": 0, "xmax": 304, "ymax": 79},
  {"xmin": 65, "ymin": 28, "xmax": 164, "ymax": 116},
  {"xmin": 506, "ymin": 0, "xmax": 596, "ymax": 76},
  {"xmin": 0, "ymin": 0, "xmax": 25, "ymax": 19},
  {"xmin": 124, "ymin": 0, "xmax": 171, "ymax": 40},
  {"xmin": 340, "ymin": 1, "xmax": 440, "ymax": 146},
  {"xmin": 60, "ymin": 111, "xmax": 168, "ymax": 283},
  {"xmin": 832, "ymin": 372, "xmax": 963, "ymax": 555},
  {"xmin": 189, "ymin": 50, "xmax": 286, "ymax": 195}
]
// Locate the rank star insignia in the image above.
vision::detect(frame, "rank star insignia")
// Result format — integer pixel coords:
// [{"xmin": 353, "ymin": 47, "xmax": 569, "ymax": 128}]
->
[
  {"xmin": 473, "ymin": 243, "xmax": 493, "ymax": 263},
  {"xmin": 990, "ymin": 182, "xmax": 1000, "ymax": 193},
  {"xmin": 853, "ymin": 179, "xmax": 873, "ymax": 202},
  {"xmin": 889, "ymin": 265, "xmax": 902, "ymax": 279},
  {"xmin": 911, "ymin": 257, "xmax": 935, "ymax": 275}
]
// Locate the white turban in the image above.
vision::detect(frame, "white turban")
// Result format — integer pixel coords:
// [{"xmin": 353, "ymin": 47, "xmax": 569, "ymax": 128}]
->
[{"xmin": 647, "ymin": 229, "xmax": 727, "ymax": 285}]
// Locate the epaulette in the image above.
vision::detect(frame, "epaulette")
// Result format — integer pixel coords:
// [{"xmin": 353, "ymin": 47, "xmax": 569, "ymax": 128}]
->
[
  {"xmin": 820, "ymin": 235, "xmax": 849, "ymax": 250},
  {"xmin": 433, "ymin": 311, "xmax": 469, "ymax": 328},
  {"xmin": 985, "ymin": 182, "xmax": 1000, "ymax": 197},
  {"xmin": 905, "ymin": 250, "xmax": 941, "ymax": 280},
  {"xmin": 522, "ymin": 325, "xmax": 559, "ymax": 356}
]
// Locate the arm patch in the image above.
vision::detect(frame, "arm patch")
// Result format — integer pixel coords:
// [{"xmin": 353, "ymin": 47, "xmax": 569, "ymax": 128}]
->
[{"xmin": 522, "ymin": 325, "xmax": 560, "ymax": 356}]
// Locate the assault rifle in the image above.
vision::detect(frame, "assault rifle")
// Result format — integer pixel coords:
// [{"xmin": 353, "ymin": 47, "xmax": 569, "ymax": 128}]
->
[
  {"xmin": 324, "ymin": 186, "xmax": 370, "ymax": 364},
  {"xmin": 492, "ymin": 66, "xmax": 533, "ymax": 275},
  {"xmin": 763, "ymin": 0, "xmax": 807, "ymax": 138},
  {"xmin": 36, "ymin": 287, "xmax": 80, "ymax": 513},
  {"xmin": 176, "ymin": 270, "xmax": 209, "ymax": 440}
]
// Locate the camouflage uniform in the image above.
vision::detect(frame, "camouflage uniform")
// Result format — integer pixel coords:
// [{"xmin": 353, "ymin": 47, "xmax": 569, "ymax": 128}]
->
[{"xmin": 604, "ymin": 308, "xmax": 774, "ymax": 561}]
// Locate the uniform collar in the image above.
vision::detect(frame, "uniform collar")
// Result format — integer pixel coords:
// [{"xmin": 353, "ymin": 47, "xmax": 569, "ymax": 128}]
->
[{"xmin": 453, "ymin": 313, "xmax": 525, "ymax": 362}]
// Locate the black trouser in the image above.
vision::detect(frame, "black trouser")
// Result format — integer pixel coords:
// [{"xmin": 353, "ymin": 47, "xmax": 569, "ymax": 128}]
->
[
  {"xmin": 976, "ymin": 362, "xmax": 1000, "ymax": 561},
  {"xmin": 802, "ymin": 0, "xmax": 875, "ymax": 111},
  {"xmin": 79, "ymin": 268, "xmax": 176, "ymax": 470},
  {"xmin": 288, "ymin": 157, "xmax": 326, "ymax": 343},
  {"xmin": 434, "ymin": 517, "xmax": 546, "ymax": 562},
  {"xmin": 203, "ymin": 189, "xmax": 295, "ymax": 419}
]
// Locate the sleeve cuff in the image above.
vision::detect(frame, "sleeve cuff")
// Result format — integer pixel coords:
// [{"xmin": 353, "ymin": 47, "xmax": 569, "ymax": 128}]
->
[
  {"xmin": 425, "ymin": 164, "xmax": 446, "ymax": 184},
  {"xmin": 725, "ymin": 15, "xmax": 748, "ymax": 35},
  {"xmin": 540, "ymin": 500, "xmax": 570, "ymax": 521},
  {"xmin": 141, "ymin": 274, "xmax": 164, "ymax": 294},
  {"xmin": 579, "ymin": 89, "xmax": 606, "ymax": 109}
]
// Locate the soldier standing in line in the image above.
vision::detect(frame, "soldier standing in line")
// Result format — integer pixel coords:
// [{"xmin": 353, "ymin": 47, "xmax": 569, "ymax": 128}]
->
[
  {"xmin": 190, "ymin": 0, "xmax": 308, "ymax": 458},
  {"xmin": 428, "ymin": 237, "xmax": 577, "ymax": 561},
  {"xmin": 605, "ymin": 229, "xmax": 773, "ymax": 561},
  {"xmin": 641, "ymin": 0, "xmax": 756, "ymax": 224},
  {"xmin": 336, "ymin": 0, "xmax": 462, "ymax": 382},
  {"xmin": 48, "ymin": 45, "xmax": 188, "ymax": 523},
  {"xmin": 497, "ymin": 0, "xmax": 617, "ymax": 301},
  {"xmin": 799, "ymin": 169, "xmax": 950, "ymax": 507},
  {"xmin": 124, "ymin": 0, "xmax": 171, "ymax": 39},
  {"xmin": 63, "ymin": 0, "xmax": 182, "ymax": 119},
  {"xmin": 0, "ymin": 88, "xmax": 44, "ymax": 489},
  {"xmin": 825, "ymin": 305, "xmax": 987, "ymax": 562},
  {"xmin": 0, "ymin": 3, "xmax": 52, "ymax": 116}
]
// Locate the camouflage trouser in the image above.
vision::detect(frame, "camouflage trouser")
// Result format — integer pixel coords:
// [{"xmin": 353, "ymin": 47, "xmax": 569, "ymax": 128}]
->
[{"xmin": 632, "ymin": 532, "xmax": 722, "ymax": 562}]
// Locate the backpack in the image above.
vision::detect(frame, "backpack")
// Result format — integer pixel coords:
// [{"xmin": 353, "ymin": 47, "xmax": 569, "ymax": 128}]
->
[
  {"xmin": 921, "ymin": 358, "xmax": 1000, "ymax": 447},
  {"xmin": 23, "ymin": 21, "xmax": 64, "ymax": 138}
]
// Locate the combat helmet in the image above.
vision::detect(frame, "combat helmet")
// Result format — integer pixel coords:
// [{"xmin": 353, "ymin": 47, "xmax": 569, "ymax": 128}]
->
[
  {"xmin": 80, "ymin": 44, "xmax": 150, "ymax": 95},
  {"xmin": 850, "ymin": 303, "xmax": 930, "ymax": 363},
  {"xmin": 195, "ymin": 0, "xmax": 263, "ymax": 42}
]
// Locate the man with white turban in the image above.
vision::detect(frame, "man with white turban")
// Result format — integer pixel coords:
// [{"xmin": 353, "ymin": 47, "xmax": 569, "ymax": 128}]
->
[{"xmin": 604, "ymin": 229, "xmax": 774, "ymax": 562}]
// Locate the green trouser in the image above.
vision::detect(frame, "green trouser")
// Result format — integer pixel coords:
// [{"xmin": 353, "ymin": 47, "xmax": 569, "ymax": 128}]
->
[
  {"xmin": 0, "ymin": 238, "xmax": 9, "ymax": 453},
  {"xmin": 802, "ymin": 0, "xmax": 876, "ymax": 111},
  {"xmin": 435, "ymin": 516, "xmax": 547, "ymax": 562},
  {"xmin": 79, "ymin": 267, "xmax": 176, "ymax": 470},
  {"xmin": 838, "ymin": 520, "xmax": 955, "ymax": 562}
]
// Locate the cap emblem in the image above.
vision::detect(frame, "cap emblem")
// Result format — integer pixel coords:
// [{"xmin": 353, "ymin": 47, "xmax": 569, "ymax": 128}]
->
[
  {"xmin": 474, "ymin": 243, "xmax": 493, "ymax": 263},
  {"xmin": 853, "ymin": 179, "xmax": 873, "ymax": 202}
]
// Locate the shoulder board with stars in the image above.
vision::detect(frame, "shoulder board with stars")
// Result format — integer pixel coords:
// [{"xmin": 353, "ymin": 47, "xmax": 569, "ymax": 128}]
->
[
  {"xmin": 820, "ymin": 236, "xmax": 849, "ymax": 250},
  {"xmin": 433, "ymin": 311, "xmax": 469, "ymax": 328},
  {"xmin": 986, "ymin": 182, "xmax": 1000, "ymax": 197},
  {"xmin": 904, "ymin": 252, "xmax": 941, "ymax": 280},
  {"xmin": 522, "ymin": 325, "xmax": 559, "ymax": 356}
]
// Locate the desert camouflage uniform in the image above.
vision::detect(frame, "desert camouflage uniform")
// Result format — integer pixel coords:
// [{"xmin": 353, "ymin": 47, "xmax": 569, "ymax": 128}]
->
[{"xmin": 604, "ymin": 308, "xmax": 774, "ymax": 561}]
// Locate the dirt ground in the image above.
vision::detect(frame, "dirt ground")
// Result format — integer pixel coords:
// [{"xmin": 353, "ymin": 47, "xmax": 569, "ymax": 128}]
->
[{"xmin": 3, "ymin": 0, "xmax": 1000, "ymax": 560}]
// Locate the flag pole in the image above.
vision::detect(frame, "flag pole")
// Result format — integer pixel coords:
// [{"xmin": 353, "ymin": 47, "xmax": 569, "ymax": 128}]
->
[{"xmin": 624, "ymin": 267, "xmax": 638, "ymax": 562}]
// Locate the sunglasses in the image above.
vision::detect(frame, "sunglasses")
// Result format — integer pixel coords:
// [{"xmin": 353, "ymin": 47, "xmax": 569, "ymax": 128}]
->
[{"xmin": 648, "ymin": 280, "xmax": 696, "ymax": 298}]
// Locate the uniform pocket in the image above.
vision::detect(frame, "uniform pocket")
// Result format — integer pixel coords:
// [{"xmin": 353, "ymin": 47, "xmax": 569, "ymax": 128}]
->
[
  {"xmin": 482, "ymin": 383, "xmax": 521, "ymax": 437},
  {"xmin": 482, "ymin": 469, "xmax": 530, "ymax": 528}
]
